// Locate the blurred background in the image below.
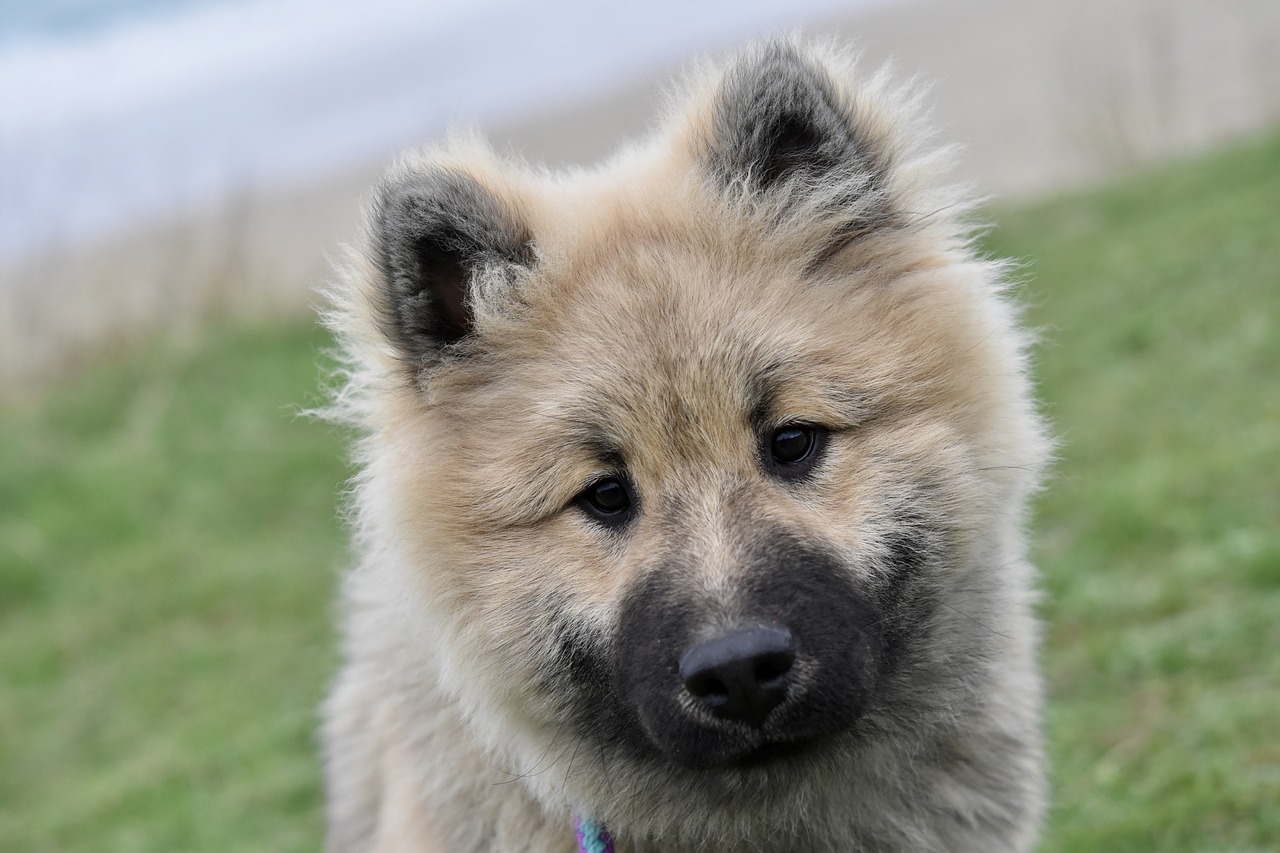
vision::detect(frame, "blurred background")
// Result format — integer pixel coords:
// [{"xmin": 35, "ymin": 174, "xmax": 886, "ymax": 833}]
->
[
  {"xmin": 3, "ymin": 0, "xmax": 1279, "ymax": 393},
  {"xmin": 1, "ymin": 1, "xmax": 1277, "ymax": 851}
]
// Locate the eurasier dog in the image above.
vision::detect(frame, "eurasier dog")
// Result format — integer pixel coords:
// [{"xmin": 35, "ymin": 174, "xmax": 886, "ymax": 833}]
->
[{"xmin": 323, "ymin": 38, "xmax": 1049, "ymax": 853}]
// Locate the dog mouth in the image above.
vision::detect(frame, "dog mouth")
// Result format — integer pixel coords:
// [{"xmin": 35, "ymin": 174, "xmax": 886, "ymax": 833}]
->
[
  {"xmin": 722, "ymin": 736, "xmax": 818, "ymax": 769},
  {"xmin": 647, "ymin": 716, "xmax": 832, "ymax": 772}
]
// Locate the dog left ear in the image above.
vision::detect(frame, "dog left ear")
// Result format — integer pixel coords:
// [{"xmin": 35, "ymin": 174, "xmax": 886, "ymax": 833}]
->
[
  {"xmin": 700, "ymin": 41, "xmax": 884, "ymax": 196},
  {"xmin": 371, "ymin": 166, "xmax": 533, "ymax": 363}
]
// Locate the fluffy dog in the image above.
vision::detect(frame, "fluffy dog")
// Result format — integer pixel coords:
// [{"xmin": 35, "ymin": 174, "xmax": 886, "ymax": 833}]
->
[{"xmin": 322, "ymin": 38, "xmax": 1050, "ymax": 853}]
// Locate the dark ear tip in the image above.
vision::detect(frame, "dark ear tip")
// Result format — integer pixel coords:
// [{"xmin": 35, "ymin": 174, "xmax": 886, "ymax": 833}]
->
[
  {"xmin": 752, "ymin": 38, "xmax": 813, "ymax": 68},
  {"xmin": 371, "ymin": 170, "xmax": 435, "ymax": 237},
  {"xmin": 724, "ymin": 39, "xmax": 828, "ymax": 96}
]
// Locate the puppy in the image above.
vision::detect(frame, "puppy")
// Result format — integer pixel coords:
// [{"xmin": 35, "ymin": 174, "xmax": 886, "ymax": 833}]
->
[{"xmin": 323, "ymin": 38, "xmax": 1050, "ymax": 853}]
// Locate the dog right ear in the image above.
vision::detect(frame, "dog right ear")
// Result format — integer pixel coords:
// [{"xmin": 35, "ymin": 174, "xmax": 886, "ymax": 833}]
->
[{"xmin": 371, "ymin": 167, "xmax": 533, "ymax": 361}]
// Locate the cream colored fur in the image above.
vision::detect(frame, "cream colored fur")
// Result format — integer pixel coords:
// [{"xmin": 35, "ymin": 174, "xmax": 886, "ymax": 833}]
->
[{"xmin": 322, "ymin": 39, "xmax": 1050, "ymax": 853}]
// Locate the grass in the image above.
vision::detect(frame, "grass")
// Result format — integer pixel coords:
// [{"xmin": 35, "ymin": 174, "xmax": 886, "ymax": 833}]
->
[
  {"xmin": 0, "ymin": 325, "xmax": 348, "ymax": 851},
  {"xmin": 986, "ymin": 131, "xmax": 1280, "ymax": 851},
  {"xmin": 2, "ymin": 132, "xmax": 1277, "ymax": 851}
]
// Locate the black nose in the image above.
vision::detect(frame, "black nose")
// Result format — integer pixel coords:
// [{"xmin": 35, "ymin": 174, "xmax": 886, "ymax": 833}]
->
[{"xmin": 678, "ymin": 625, "xmax": 796, "ymax": 727}]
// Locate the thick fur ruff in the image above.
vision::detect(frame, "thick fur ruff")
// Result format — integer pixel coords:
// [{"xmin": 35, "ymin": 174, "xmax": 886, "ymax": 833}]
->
[{"xmin": 322, "ymin": 38, "xmax": 1050, "ymax": 853}]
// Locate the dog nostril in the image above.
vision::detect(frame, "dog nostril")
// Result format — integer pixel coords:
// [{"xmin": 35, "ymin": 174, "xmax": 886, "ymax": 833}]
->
[
  {"xmin": 754, "ymin": 651, "xmax": 794, "ymax": 686},
  {"xmin": 684, "ymin": 672, "xmax": 730, "ymax": 704},
  {"xmin": 678, "ymin": 626, "xmax": 795, "ymax": 728}
]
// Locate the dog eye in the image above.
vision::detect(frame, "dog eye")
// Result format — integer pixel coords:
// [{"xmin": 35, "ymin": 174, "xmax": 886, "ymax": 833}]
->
[
  {"xmin": 576, "ymin": 477, "xmax": 635, "ymax": 527},
  {"xmin": 771, "ymin": 426, "xmax": 814, "ymax": 463},
  {"xmin": 764, "ymin": 424, "xmax": 827, "ymax": 478}
]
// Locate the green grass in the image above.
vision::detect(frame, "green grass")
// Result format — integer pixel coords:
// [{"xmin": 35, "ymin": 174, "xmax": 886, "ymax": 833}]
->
[
  {"xmin": 986, "ymin": 132, "xmax": 1280, "ymax": 851},
  {"xmin": 0, "ymin": 325, "xmax": 349, "ymax": 852},
  {"xmin": 2, "ymin": 132, "xmax": 1277, "ymax": 851}
]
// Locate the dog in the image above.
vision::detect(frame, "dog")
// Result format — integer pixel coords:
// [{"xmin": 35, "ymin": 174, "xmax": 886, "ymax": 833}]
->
[{"xmin": 322, "ymin": 38, "xmax": 1050, "ymax": 853}]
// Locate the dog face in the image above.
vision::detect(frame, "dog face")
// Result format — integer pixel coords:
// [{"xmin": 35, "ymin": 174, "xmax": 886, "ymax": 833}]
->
[{"xmin": 337, "ymin": 40, "xmax": 1047, "ymax": 846}]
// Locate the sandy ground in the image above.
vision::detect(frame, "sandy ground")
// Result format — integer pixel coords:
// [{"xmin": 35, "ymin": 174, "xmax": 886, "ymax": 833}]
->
[{"xmin": 3, "ymin": 0, "xmax": 1278, "ymax": 396}]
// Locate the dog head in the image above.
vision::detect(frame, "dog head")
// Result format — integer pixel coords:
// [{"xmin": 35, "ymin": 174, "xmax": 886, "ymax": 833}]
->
[{"xmin": 333, "ymin": 39, "xmax": 1048, "ymax": 847}]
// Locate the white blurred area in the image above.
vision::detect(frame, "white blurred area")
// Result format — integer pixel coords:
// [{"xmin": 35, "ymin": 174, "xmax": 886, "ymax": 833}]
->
[
  {"xmin": 2, "ymin": 0, "xmax": 1279, "ymax": 394},
  {"xmin": 0, "ymin": 0, "xmax": 891, "ymax": 258}
]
